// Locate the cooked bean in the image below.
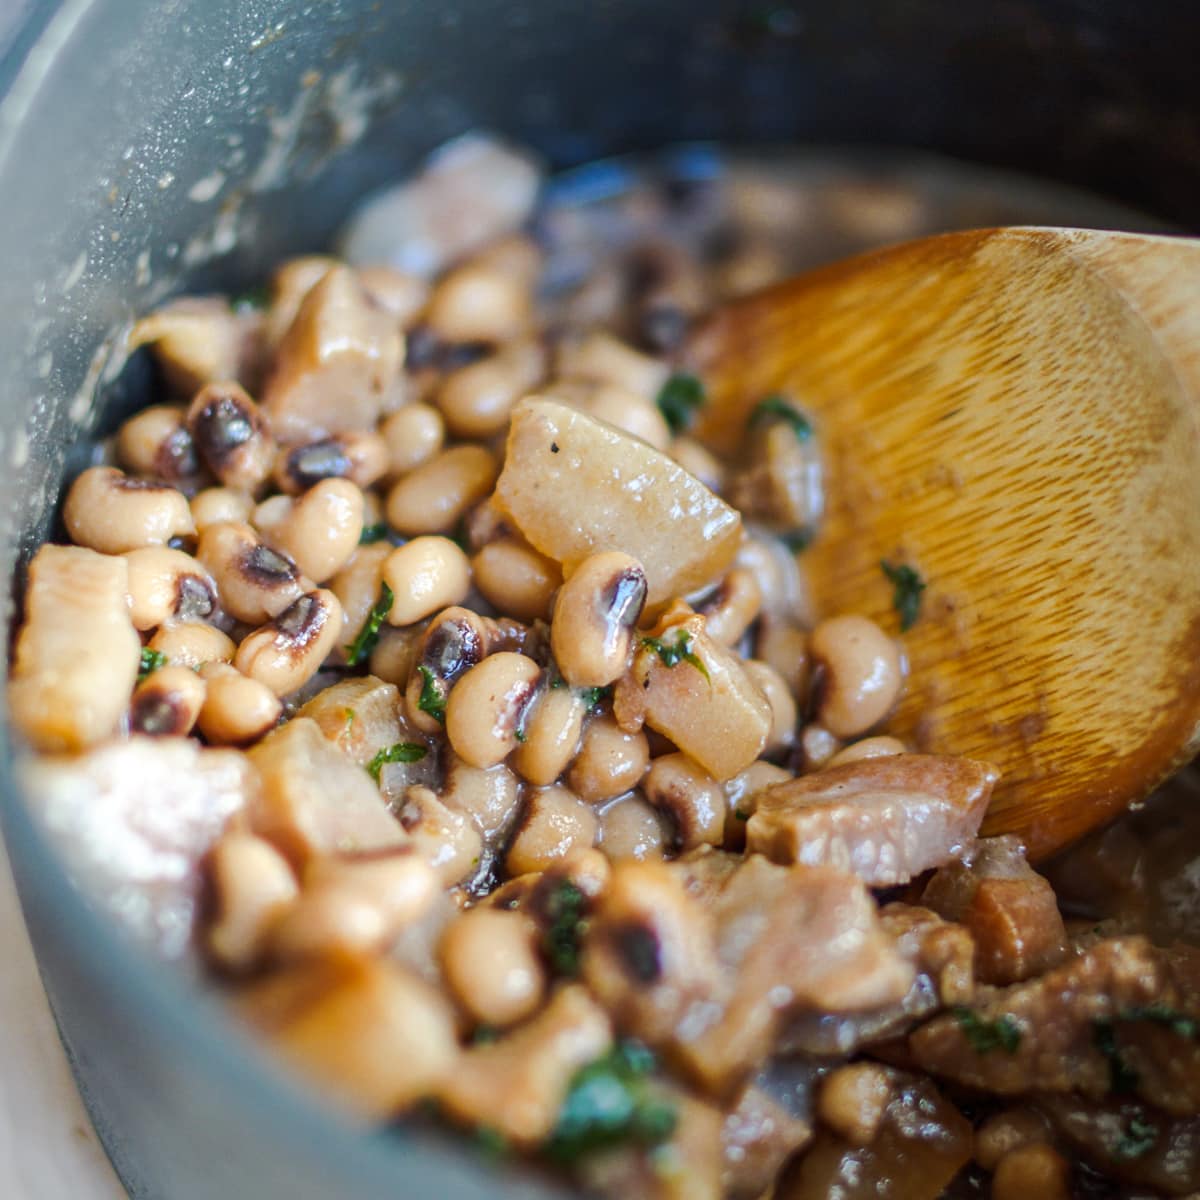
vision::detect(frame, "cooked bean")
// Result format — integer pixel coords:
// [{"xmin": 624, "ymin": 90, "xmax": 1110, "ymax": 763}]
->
[
  {"xmin": 506, "ymin": 785, "xmax": 599, "ymax": 877},
  {"xmin": 425, "ymin": 261, "xmax": 533, "ymax": 345},
  {"xmin": 817, "ymin": 1062, "xmax": 893, "ymax": 1145},
  {"xmin": 472, "ymin": 536, "xmax": 560, "ymax": 622},
  {"xmin": 254, "ymin": 478, "xmax": 365, "ymax": 583},
  {"xmin": 554, "ymin": 381, "xmax": 672, "ymax": 452},
  {"xmin": 991, "ymin": 1144, "xmax": 1071, "ymax": 1200},
  {"xmin": 206, "ymin": 831, "xmax": 299, "ymax": 973},
  {"xmin": 973, "ymin": 1109, "xmax": 1054, "ymax": 1172},
  {"xmin": 738, "ymin": 534, "xmax": 811, "ymax": 623},
  {"xmin": 404, "ymin": 606, "xmax": 491, "ymax": 733},
  {"xmin": 191, "ymin": 486, "xmax": 254, "ymax": 532},
  {"xmin": 234, "ymin": 589, "xmax": 345, "ymax": 697},
  {"xmin": 596, "ymin": 792, "xmax": 670, "ymax": 861},
  {"xmin": 116, "ymin": 403, "xmax": 200, "ymax": 483},
  {"xmin": 827, "ymin": 735, "xmax": 907, "ymax": 768},
  {"xmin": 273, "ymin": 431, "xmax": 390, "ymax": 495},
  {"xmin": 129, "ymin": 295, "xmax": 256, "ymax": 396},
  {"xmin": 722, "ymin": 759, "xmax": 793, "ymax": 847},
  {"xmin": 512, "ymin": 685, "xmax": 587, "ymax": 787},
  {"xmin": 810, "ymin": 614, "xmax": 903, "ymax": 738},
  {"xmin": 437, "ymin": 337, "xmax": 546, "ymax": 440},
  {"xmin": 756, "ymin": 616, "xmax": 810, "ymax": 700},
  {"xmin": 355, "ymin": 264, "xmax": 428, "ymax": 325},
  {"xmin": 568, "ymin": 716, "xmax": 650, "ymax": 803},
  {"xmin": 742, "ymin": 659, "xmax": 797, "ymax": 756},
  {"xmin": 196, "ymin": 521, "xmax": 309, "ymax": 624},
  {"xmin": 445, "ymin": 652, "xmax": 541, "ymax": 769},
  {"xmin": 472, "ymin": 233, "xmax": 542, "ymax": 284},
  {"xmin": 196, "ymin": 662, "xmax": 283, "ymax": 745},
  {"xmin": 440, "ymin": 752, "xmax": 524, "ymax": 844},
  {"xmin": 123, "ymin": 546, "xmax": 217, "ymax": 630},
  {"xmin": 399, "ymin": 786, "xmax": 483, "ymax": 886},
  {"xmin": 642, "ymin": 753, "xmax": 727, "ymax": 850},
  {"xmin": 551, "ymin": 552, "xmax": 647, "ymax": 689},
  {"xmin": 367, "ymin": 627, "xmax": 422, "ymax": 688},
  {"xmin": 63, "ymin": 466, "xmax": 194, "ymax": 554},
  {"xmin": 130, "ymin": 664, "xmax": 207, "ymax": 737},
  {"xmin": 186, "ymin": 381, "xmax": 275, "ymax": 493},
  {"xmin": 379, "ymin": 403, "xmax": 445, "ymax": 476},
  {"xmin": 670, "ymin": 436, "xmax": 725, "ymax": 493},
  {"xmin": 270, "ymin": 853, "xmax": 439, "ymax": 963},
  {"xmin": 385, "ymin": 444, "xmax": 498, "ymax": 536},
  {"xmin": 382, "ymin": 536, "xmax": 471, "ymax": 627},
  {"xmin": 698, "ymin": 568, "xmax": 762, "ymax": 646},
  {"xmin": 146, "ymin": 620, "xmax": 236, "ymax": 669},
  {"xmin": 9, "ymin": 545, "xmax": 140, "ymax": 752},
  {"xmin": 798, "ymin": 722, "xmax": 842, "ymax": 770},
  {"xmin": 438, "ymin": 907, "xmax": 545, "ymax": 1027},
  {"xmin": 329, "ymin": 542, "xmax": 390, "ymax": 650},
  {"xmin": 556, "ymin": 330, "xmax": 669, "ymax": 401}
]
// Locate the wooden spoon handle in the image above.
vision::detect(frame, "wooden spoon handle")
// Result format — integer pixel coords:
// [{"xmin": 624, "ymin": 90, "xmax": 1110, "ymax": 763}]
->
[{"xmin": 689, "ymin": 228, "xmax": 1200, "ymax": 859}]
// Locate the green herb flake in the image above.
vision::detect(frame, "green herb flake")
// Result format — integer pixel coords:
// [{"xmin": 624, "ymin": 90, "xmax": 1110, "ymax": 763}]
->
[
  {"xmin": 751, "ymin": 394, "xmax": 812, "ymax": 441},
  {"xmin": 655, "ymin": 373, "xmax": 705, "ymax": 434},
  {"xmin": 138, "ymin": 647, "xmax": 168, "ymax": 681},
  {"xmin": 417, "ymin": 664, "xmax": 446, "ymax": 724},
  {"xmin": 952, "ymin": 1007, "xmax": 1022, "ymax": 1054},
  {"xmin": 344, "ymin": 583, "xmax": 394, "ymax": 667},
  {"xmin": 358, "ymin": 522, "xmax": 390, "ymax": 545},
  {"xmin": 1114, "ymin": 1116, "xmax": 1158, "ymax": 1161},
  {"xmin": 781, "ymin": 527, "xmax": 815, "ymax": 553},
  {"xmin": 514, "ymin": 726, "xmax": 527, "ymax": 743},
  {"xmin": 578, "ymin": 685, "xmax": 612, "ymax": 712},
  {"xmin": 544, "ymin": 1041, "xmax": 677, "ymax": 1163},
  {"xmin": 365, "ymin": 741, "xmax": 427, "ymax": 782},
  {"xmin": 1093, "ymin": 1020, "xmax": 1140, "ymax": 1093},
  {"xmin": 230, "ymin": 283, "xmax": 270, "ymax": 313},
  {"xmin": 541, "ymin": 879, "xmax": 587, "ymax": 978},
  {"xmin": 471, "ymin": 1024, "xmax": 501, "ymax": 1046},
  {"xmin": 473, "ymin": 1126, "xmax": 509, "ymax": 1159},
  {"xmin": 641, "ymin": 630, "xmax": 711, "ymax": 684},
  {"xmin": 1119, "ymin": 1005, "xmax": 1199, "ymax": 1040},
  {"xmin": 881, "ymin": 559, "xmax": 927, "ymax": 632},
  {"xmin": 342, "ymin": 707, "xmax": 356, "ymax": 731}
]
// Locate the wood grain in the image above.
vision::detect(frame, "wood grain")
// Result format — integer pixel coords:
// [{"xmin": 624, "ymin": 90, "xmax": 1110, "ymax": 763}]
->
[{"xmin": 689, "ymin": 228, "xmax": 1200, "ymax": 859}]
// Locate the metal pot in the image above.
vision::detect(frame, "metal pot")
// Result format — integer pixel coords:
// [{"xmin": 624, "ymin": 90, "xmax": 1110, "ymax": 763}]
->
[{"xmin": 0, "ymin": 2, "xmax": 1195, "ymax": 1196}]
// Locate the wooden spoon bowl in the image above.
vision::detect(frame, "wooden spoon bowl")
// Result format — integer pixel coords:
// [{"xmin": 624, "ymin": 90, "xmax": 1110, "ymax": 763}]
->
[{"xmin": 688, "ymin": 228, "xmax": 1200, "ymax": 860}]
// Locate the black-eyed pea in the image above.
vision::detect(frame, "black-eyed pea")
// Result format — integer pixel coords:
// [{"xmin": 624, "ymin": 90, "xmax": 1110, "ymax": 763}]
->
[
  {"xmin": 799, "ymin": 723, "xmax": 842, "ymax": 771},
  {"xmin": 437, "ymin": 907, "xmax": 545, "ymax": 1028},
  {"xmin": 191, "ymin": 486, "xmax": 254, "ymax": 532},
  {"xmin": 991, "ymin": 1144, "xmax": 1072, "ymax": 1200},
  {"xmin": 742, "ymin": 659, "xmax": 797, "ymax": 756},
  {"xmin": 128, "ymin": 295, "xmax": 254, "ymax": 396},
  {"xmin": 385, "ymin": 444, "xmax": 498, "ymax": 536},
  {"xmin": 361, "ymin": 488, "xmax": 385, "ymax": 530},
  {"xmin": 186, "ymin": 381, "xmax": 275, "ymax": 493},
  {"xmin": 817, "ymin": 1063, "xmax": 894, "ymax": 1145},
  {"xmin": 471, "ymin": 233, "xmax": 543, "ymax": 285},
  {"xmin": 698, "ymin": 568, "xmax": 763, "ymax": 646},
  {"xmin": 196, "ymin": 662, "xmax": 283, "ymax": 744},
  {"xmin": 512, "ymin": 686, "xmax": 587, "ymax": 786},
  {"xmin": 382, "ymin": 537, "xmax": 471, "ymax": 627},
  {"xmin": 722, "ymin": 760, "xmax": 792, "ymax": 848},
  {"xmin": 670, "ymin": 436, "xmax": 724, "ymax": 493},
  {"xmin": 424, "ymin": 261, "xmax": 533, "ymax": 345},
  {"xmin": 437, "ymin": 337, "xmax": 546, "ymax": 440},
  {"xmin": 130, "ymin": 664, "xmax": 207, "ymax": 737},
  {"xmin": 206, "ymin": 831, "xmax": 299, "ymax": 973},
  {"xmin": 575, "ymin": 384, "xmax": 671, "ymax": 452},
  {"xmin": 445, "ymin": 652, "xmax": 541, "ymax": 769},
  {"xmin": 196, "ymin": 521, "xmax": 310, "ymax": 624},
  {"xmin": 596, "ymin": 792, "xmax": 670, "ymax": 861},
  {"xmin": 355, "ymin": 264, "xmax": 428, "ymax": 325},
  {"xmin": 380, "ymin": 403, "xmax": 444, "ymax": 476},
  {"xmin": 642, "ymin": 753, "xmax": 726, "ymax": 850},
  {"xmin": 273, "ymin": 431, "xmax": 390, "ymax": 495},
  {"xmin": 551, "ymin": 552, "xmax": 647, "ymax": 689},
  {"xmin": 756, "ymin": 616, "xmax": 810, "ymax": 701},
  {"xmin": 234, "ymin": 589, "xmax": 345, "ymax": 697},
  {"xmin": 556, "ymin": 330, "xmax": 669, "ymax": 401},
  {"xmin": 404, "ymin": 607, "xmax": 491, "ymax": 733},
  {"xmin": 147, "ymin": 620, "xmax": 236, "ymax": 669},
  {"xmin": 827, "ymin": 735, "xmax": 907, "ymax": 768},
  {"xmin": 329, "ymin": 542, "xmax": 391, "ymax": 648},
  {"xmin": 399, "ymin": 786, "xmax": 483, "ymax": 886},
  {"xmin": 63, "ymin": 466, "xmax": 194, "ymax": 554},
  {"xmin": 472, "ymin": 536, "xmax": 560, "ymax": 623},
  {"xmin": 440, "ymin": 753, "xmax": 524, "ymax": 844},
  {"xmin": 116, "ymin": 403, "xmax": 200, "ymax": 483},
  {"xmin": 123, "ymin": 547, "xmax": 218, "ymax": 630},
  {"xmin": 254, "ymin": 478, "xmax": 365, "ymax": 584},
  {"xmin": 367, "ymin": 627, "xmax": 422, "ymax": 688},
  {"xmin": 506, "ymin": 785, "xmax": 599, "ymax": 877},
  {"xmin": 567, "ymin": 716, "xmax": 650, "ymax": 804},
  {"xmin": 810, "ymin": 614, "xmax": 903, "ymax": 738}
]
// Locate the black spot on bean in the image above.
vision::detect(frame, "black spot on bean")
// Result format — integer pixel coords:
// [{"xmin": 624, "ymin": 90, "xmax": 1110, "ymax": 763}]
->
[
  {"xmin": 602, "ymin": 566, "xmax": 648, "ymax": 633},
  {"xmin": 404, "ymin": 324, "xmax": 440, "ymax": 370},
  {"xmin": 175, "ymin": 573, "xmax": 216, "ymax": 621},
  {"xmin": 131, "ymin": 689, "xmax": 187, "ymax": 736},
  {"xmin": 612, "ymin": 922, "xmax": 662, "ymax": 984},
  {"xmin": 275, "ymin": 592, "xmax": 326, "ymax": 642},
  {"xmin": 243, "ymin": 542, "xmax": 299, "ymax": 585},
  {"xmin": 154, "ymin": 424, "xmax": 200, "ymax": 481},
  {"xmin": 421, "ymin": 616, "xmax": 484, "ymax": 683},
  {"xmin": 192, "ymin": 391, "xmax": 259, "ymax": 471},
  {"xmin": 284, "ymin": 438, "xmax": 352, "ymax": 491}
]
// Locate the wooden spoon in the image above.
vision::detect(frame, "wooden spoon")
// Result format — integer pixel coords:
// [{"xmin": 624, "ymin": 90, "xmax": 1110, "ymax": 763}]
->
[{"xmin": 686, "ymin": 227, "xmax": 1200, "ymax": 860}]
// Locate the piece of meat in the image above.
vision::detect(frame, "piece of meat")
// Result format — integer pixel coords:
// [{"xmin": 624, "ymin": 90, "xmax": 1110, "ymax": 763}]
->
[
  {"xmin": 909, "ymin": 936, "xmax": 1200, "ymax": 1114},
  {"xmin": 923, "ymin": 835, "xmax": 1068, "ymax": 984},
  {"xmin": 780, "ymin": 903, "xmax": 975, "ymax": 1056},
  {"xmin": 721, "ymin": 1084, "xmax": 813, "ymax": 1200},
  {"xmin": 23, "ymin": 736, "xmax": 253, "ymax": 960},
  {"xmin": 746, "ymin": 754, "xmax": 997, "ymax": 885}
]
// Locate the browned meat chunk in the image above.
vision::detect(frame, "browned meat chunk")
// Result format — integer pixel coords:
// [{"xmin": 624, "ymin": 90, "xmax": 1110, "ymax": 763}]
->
[
  {"xmin": 746, "ymin": 754, "xmax": 997, "ymax": 885},
  {"xmin": 909, "ymin": 936, "xmax": 1200, "ymax": 1114},
  {"xmin": 721, "ymin": 1085, "xmax": 813, "ymax": 1200}
]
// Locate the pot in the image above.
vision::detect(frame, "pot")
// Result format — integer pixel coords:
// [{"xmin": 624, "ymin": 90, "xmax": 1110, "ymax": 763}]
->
[{"xmin": 0, "ymin": 2, "xmax": 1195, "ymax": 1197}]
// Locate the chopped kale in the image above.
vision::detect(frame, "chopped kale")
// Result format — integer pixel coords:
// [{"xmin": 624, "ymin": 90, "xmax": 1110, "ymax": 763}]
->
[
  {"xmin": 1093, "ymin": 1020, "xmax": 1140, "ymax": 1093},
  {"xmin": 751, "ymin": 393, "xmax": 812, "ymax": 441},
  {"xmin": 358, "ymin": 522, "xmax": 390, "ymax": 544},
  {"xmin": 344, "ymin": 583, "xmax": 394, "ymax": 667},
  {"xmin": 365, "ymin": 741, "xmax": 427, "ymax": 782},
  {"xmin": 881, "ymin": 559, "xmax": 926, "ymax": 631},
  {"xmin": 138, "ymin": 647, "xmax": 167, "ymax": 681},
  {"xmin": 641, "ymin": 630, "xmax": 710, "ymax": 684},
  {"xmin": 416, "ymin": 664, "xmax": 446, "ymax": 724},
  {"xmin": 544, "ymin": 1041, "xmax": 677, "ymax": 1163},
  {"xmin": 952, "ymin": 1007, "xmax": 1022, "ymax": 1054},
  {"xmin": 541, "ymin": 879, "xmax": 587, "ymax": 978},
  {"xmin": 1114, "ymin": 1116, "xmax": 1158, "ymax": 1161},
  {"xmin": 655, "ymin": 373, "xmax": 704, "ymax": 434}
]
